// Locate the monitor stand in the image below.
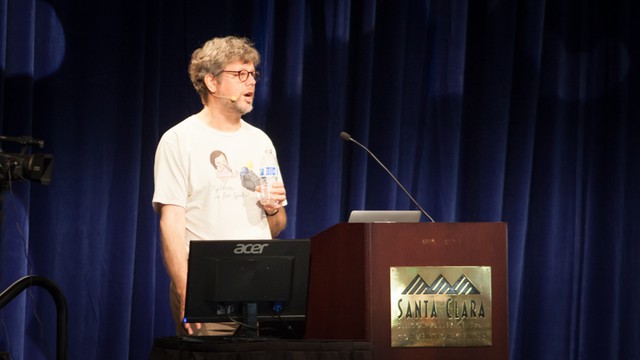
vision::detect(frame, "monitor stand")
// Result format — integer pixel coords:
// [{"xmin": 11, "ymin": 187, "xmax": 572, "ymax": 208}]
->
[{"xmin": 241, "ymin": 302, "xmax": 258, "ymax": 338}]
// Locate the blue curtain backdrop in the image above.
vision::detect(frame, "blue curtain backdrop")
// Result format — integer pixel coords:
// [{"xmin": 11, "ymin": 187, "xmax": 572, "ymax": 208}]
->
[{"xmin": 1, "ymin": 0, "xmax": 638, "ymax": 359}]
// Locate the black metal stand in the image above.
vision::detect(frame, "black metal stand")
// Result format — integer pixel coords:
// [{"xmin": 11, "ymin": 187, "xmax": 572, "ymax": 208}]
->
[
  {"xmin": 0, "ymin": 275, "xmax": 68, "ymax": 360},
  {"xmin": 242, "ymin": 302, "xmax": 258, "ymax": 337}
]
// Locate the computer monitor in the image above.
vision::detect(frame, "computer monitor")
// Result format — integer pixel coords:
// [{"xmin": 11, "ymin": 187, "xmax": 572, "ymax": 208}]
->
[{"xmin": 183, "ymin": 239, "xmax": 310, "ymax": 338}]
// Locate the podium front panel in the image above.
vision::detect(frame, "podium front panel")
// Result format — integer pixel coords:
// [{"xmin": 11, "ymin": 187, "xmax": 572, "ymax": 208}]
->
[{"xmin": 306, "ymin": 222, "xmax": 508, "ymax": 360}]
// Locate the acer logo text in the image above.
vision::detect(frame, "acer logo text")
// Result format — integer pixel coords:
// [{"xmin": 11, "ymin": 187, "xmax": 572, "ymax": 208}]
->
[{"xmin": 234, "ymin": 243, "xmax": 269, "ymax": 254}]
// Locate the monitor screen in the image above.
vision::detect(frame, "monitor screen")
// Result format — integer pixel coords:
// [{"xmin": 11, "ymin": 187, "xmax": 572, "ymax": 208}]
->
[{"xmin": 184, "ymin": 239, "xmax": 310, "ymax": 338}]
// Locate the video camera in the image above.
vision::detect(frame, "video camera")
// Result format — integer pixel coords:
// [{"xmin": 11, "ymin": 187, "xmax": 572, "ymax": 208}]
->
[{"xmin": 0, "ymin": 136, "xmax": 53, "ymax": 185}]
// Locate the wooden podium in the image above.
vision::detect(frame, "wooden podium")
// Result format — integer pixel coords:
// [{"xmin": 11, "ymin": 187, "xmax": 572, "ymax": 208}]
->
[{"xmin": 305, "ymin": 222, "xmax": 508, "ymax": 359}]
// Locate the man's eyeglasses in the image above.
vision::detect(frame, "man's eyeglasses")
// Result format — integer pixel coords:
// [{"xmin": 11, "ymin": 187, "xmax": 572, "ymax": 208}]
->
[{"xmin": 216, "ymin": 69, "xmax": 261, "ymax": 82}]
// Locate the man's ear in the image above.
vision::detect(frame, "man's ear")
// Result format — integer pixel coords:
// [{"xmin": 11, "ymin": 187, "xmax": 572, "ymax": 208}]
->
[{"xmin": 204, "ymin": 73, "xmax": 217, "ymax": 93}]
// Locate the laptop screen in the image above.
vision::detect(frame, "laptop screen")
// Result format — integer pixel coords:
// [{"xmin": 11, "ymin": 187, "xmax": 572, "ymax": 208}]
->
[{"xmin": 348, "ymin": 210, "xmax": 422, "ymax": 223}]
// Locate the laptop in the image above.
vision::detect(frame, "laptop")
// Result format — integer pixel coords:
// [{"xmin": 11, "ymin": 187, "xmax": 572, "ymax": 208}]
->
[{"xmin": 347, "ymin": 210, "xmax": 422, "ymax": 223}]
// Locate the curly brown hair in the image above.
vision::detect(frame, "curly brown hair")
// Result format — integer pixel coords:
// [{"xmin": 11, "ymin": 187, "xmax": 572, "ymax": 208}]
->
[{"xmin": 188, "ymin": 36, "xmax": 261, "ymax": 103}]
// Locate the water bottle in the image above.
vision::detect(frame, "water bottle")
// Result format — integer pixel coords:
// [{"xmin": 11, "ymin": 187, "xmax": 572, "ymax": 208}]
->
[{"xmin": 259, "ymin": 149, "xmax": 279, "ymax": 205}]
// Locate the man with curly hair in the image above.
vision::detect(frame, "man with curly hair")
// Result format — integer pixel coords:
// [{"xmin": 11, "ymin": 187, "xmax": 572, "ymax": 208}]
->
[{"xmin": 152, "ymin": 36, "xmax": 287, "ymax": 336}]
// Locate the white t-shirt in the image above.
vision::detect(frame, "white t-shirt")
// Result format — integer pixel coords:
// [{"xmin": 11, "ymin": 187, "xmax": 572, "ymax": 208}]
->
[{"xmin": 152, "ymin": 116, "xmax": 282, "ymax": 249}]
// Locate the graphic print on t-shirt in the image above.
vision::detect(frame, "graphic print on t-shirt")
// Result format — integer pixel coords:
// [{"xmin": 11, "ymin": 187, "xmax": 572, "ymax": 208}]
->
[
  {"xmin": 210, "ymin": 150, "xmax": 235, "ymax": 181},
  {"xmin": 209, "ymin": 150, "xmax": 260, "ymax": 191}
]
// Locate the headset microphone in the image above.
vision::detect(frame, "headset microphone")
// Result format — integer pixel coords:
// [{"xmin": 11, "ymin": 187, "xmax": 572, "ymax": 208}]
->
[{"xmin": 212, "ymin": 94, "xmax": 238, "ymax": 102}]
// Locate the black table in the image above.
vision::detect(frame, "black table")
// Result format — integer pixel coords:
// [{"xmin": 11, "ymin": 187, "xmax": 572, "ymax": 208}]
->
[{"xmin": 150, "ymin": 337, "xmax": 373, "ymax": 360}]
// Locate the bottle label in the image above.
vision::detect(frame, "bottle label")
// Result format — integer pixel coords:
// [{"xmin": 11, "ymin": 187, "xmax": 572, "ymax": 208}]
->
[{"xmin": 260, "ymin": 166, "xmax": 278, "ymax": 177}]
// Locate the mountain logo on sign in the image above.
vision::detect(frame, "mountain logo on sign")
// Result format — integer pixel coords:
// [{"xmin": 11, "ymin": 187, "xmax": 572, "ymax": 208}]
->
[{"xmin": 402, "ymin": 274, "xmax": 480, "ymax": 295}]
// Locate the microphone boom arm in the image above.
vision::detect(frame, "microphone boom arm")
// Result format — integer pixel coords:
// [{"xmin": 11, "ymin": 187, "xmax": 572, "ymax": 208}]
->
[{"xmin": 341, "ymin": 132, "xmax": 435, "ymax": 222}]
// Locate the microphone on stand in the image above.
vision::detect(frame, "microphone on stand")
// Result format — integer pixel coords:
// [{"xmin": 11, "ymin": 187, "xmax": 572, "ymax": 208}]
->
[{"xmin": 340, "ymin": 131, "xmax": 435, "ymax": 222}]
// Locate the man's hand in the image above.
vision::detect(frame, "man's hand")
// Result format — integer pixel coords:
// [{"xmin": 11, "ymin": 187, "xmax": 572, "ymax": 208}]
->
[
  {"xmin": 258, "ymin": 181, "xmax": 286, "ymax": 215},
  {"xmin": 256, "ymin": 181, "xmax": 287, "ymax": 237},
  {"xmin": 178, "ymin": 288, "xmax": 201, "ymax": 335}
]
